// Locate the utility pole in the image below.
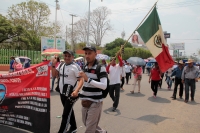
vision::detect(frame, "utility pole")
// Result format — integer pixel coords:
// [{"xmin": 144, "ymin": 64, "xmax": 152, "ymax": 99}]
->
[
  {"xmin": 69, "ymin": 14, "xmax": 77, "ymax": 53},
  {"xmin": 87, "ymin": 0, "xmax": 103, "ymax": 47},
  {"xmin": 54, "ymin": 0, "xmax": 59, "ymax": 49}
]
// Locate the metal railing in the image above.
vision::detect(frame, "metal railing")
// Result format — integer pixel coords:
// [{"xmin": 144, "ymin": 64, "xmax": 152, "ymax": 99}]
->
[{"xmin": 0, "ymin": 49, "xmax": 42, "ymax": 64}]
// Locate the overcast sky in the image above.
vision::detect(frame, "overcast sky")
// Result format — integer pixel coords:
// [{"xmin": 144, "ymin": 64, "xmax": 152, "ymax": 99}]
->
[{"xmin": 1, "ymin": 0, "xmax": 200, "ymax": 56}]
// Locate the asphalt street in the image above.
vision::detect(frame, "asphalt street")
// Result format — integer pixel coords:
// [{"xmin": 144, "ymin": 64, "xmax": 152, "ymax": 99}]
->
[{"xmin": 0, "ymin": 72, "xmax": 200, "ymax": 133}]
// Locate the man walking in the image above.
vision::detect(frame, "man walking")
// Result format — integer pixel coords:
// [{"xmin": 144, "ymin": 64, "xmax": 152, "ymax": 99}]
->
[
  {"xmin": 171, "ymin": 60, "xmax": 184, "ymax": 100},
  {"xmin": 79, "ymin": 46, "xmax": 108, "ymax": 133},
  {"xmin": 106, "ymin": 54, "xmax": 123, "ymax": 111},
  {"xmin": 125, "ymin": 62, "xmax": 132, "ymax": 84},
  {"xmin": 56, "ymin": 50, "xmax": 83, "ymax": 133},
  {"xmin": 182, "ymin": 59, "xmax": 199, "ymax": 103}
]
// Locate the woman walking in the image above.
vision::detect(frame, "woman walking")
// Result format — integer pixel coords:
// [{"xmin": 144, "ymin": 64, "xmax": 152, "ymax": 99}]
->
[
  {"xmin": 149, "ymin": 63, "xmax": 161, "ymax": 98},
  {"xmin": 13, "ymin": 58, "xmax": 23, "ymax": 72},
  {"xmin": 166, "ymin": 67, "xmax": 173, "ymax": 90},
  {"xmin": 51, "ymin": 56, "xmax": 60, "ymax": 91},
  {"xmin": 130, "ymin": 65, "xmax": 142, "ymax": 93}
]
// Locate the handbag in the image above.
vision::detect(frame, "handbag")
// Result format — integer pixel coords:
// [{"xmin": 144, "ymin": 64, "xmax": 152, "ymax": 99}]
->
[{"xmin": 81, "ymin": 100, "xmax": 93, "ymax": 108}]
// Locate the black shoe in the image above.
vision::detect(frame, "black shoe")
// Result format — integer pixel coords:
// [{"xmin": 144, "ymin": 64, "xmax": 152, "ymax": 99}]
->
[
  {"xmin": 184, "ymin": 100, "xmax": 188, "ymax": 103},
  {"xmin": 50, "ymin": 89, "xmax": 54, "ymax": 92},
  {"xmin": 112, "ymin": 107, "xmax": 116, "ymax": 112},
  {"xmin": 170, "ymin": 96, "xmax": 174, "ymax": 98},
  {"xmin": 191, "ymin": 98, "xmax": 194, "ymax": 101},
  {"xmin": 180, "ymin": 96, "xmax": 183, "ymax": 99},
  {"xmin": 66, "ymin": 129, "xmax": 77, "ymax": 133},
  {"xmin": 172, "ymin": 98, "xmax": 176, "ymax": 100}
]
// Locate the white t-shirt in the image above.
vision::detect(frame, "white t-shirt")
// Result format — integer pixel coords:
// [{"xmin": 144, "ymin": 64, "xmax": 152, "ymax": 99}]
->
[
  {"xmin": 120, "ymin": 66, "xmax": 126, "ymax": 77},
  {"xmin": 109, "ymin": 64, "xmax": 121, "ymax": 85},
  {"xmin": 56, "ymin": 62, "xmax": 81, "ymax": 93},
  {"xmin": 125, "ymin": 65, "xmax": 132, "ymax": 73},
  {"xmin": 167, "ymin": 68, "xmax": 173, "ymax": 76}
]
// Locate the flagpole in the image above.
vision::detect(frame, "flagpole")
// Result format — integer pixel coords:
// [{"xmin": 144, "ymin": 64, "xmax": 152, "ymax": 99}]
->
[{"xmin": 115, "ymin": 2, "xmax": 158, "ymax": 58}]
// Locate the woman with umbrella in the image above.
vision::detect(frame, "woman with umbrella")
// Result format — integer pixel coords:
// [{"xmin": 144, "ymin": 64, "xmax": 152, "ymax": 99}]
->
[
  {"xmin": 13, "ymin": 58, "xmax": 23, "ymax": 72},
  {"xmin": 130, "ymin": 65, "xmax": 142, "ymax": 93}
]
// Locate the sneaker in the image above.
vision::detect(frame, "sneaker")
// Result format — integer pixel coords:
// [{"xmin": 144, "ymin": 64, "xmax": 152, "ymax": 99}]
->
[{"xmin": 112, "ymin": 107, "xmax": 116, "ymax": 112}]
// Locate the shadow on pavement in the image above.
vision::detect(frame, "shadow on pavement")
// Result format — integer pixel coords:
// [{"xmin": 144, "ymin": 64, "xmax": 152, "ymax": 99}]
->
[
  {"xmin": 158, "ymin": 88, "xmax": 171, "ymax": 91},
  {"xmin": 187, "ymin": 101, "xmax": 200, "ymax": 105},
  {"xmin": 103, "ymin": 107, "xmax": 121, "ymax": 116},
  {"xmin": 134, "ymin": 114, "xmax": 174, "ymax": 125},
  {"xmin": 148, "ymin": 96, "xmax": 171, "ymax": 103},
  {"xmin": 125, "ymin": 93, "xmax": 145, "ymax": 97},
  {"xmin": 0, "ymin": 124, "xmax": 29, "ymax": 133}
]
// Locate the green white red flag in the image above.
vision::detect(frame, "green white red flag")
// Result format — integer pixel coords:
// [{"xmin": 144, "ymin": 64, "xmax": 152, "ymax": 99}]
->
[{"xmin": 137, "ymin": 7, "xmax": 174, "ymax": 72}]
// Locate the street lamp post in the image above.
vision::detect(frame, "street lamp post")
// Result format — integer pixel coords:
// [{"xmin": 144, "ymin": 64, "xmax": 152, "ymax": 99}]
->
[{"xmin": 86, "ymin": 0, "xmax": 103, "ymax": 47}]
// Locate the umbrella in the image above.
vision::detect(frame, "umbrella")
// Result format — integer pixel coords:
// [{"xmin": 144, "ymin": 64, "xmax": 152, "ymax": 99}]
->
[
  {"xmin": 17, "ymin": 56, "xmax": 31, "ymax": 63},
  {"xmin": 148, "ymin": 59, "xmax": 156, "ymax": 63},
  {"xmin": 126, "ymin": 57, "xmax": 146, "ymax": 66},
  {"xmin": 41, "ymin": 48, "xmax": 62, "ymax": 55},
  {"xmin": 96, "ymin": 54, "xmax": 110, "ymax": 60}
]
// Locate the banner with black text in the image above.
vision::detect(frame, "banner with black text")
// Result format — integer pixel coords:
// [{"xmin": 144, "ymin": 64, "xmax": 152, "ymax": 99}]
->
[{"xmin": 0, "ymin": 61, "xmax": 50, "ymax": 133}]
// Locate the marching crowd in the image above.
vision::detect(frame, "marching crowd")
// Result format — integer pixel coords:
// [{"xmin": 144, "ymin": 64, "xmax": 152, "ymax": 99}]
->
[{"xmin": 8, "ymin": 46, "xmax": 199, "ymax": 133}]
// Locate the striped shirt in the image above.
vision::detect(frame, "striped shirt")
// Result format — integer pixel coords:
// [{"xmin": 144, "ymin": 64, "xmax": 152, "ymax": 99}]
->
[{"xmin": 79, "ymin": 60, "xmax": 107, "ymax": 102}]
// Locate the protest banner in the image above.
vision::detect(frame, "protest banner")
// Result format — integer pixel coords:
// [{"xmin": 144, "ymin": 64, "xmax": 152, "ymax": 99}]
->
[{"xmin": 0, "ymin": 61, "xmax": 50, "ymax": 133}]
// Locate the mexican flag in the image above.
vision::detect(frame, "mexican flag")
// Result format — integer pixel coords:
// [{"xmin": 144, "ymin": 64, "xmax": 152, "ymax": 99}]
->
[{"xmin": 137, "ymin": 7, "xmax": 174, "ymax": 72}]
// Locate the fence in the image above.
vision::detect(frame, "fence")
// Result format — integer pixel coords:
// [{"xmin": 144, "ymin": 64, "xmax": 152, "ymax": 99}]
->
[{"xmin": 0, "ymin": 49, "xmax": 42, "ymax": 64}]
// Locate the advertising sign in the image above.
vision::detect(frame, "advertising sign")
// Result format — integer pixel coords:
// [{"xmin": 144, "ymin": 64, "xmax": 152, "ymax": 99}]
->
[
  {"xmin": 0, "ymin": 62, "xmax": 50, "ymax": 133},
  {"xmin": 170, "ymin": 43, "xmax": 185, "ymax": 50},
  {"xmin": 41, "ymin": 36, "xmax": 65, "ymax": 52}
]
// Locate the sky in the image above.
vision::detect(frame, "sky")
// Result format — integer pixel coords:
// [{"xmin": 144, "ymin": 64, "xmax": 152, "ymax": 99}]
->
[{"xmin": 0, "ymin": 0, "xmax": 200, "ymax": 57}]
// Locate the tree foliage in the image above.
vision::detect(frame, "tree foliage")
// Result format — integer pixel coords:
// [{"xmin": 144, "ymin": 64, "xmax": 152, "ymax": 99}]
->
[{"xmin": 103, "ymin": 38, "xmax": 152, "ymax": 60}]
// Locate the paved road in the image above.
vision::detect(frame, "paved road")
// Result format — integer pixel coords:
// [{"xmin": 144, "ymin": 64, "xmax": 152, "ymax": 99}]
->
[{"xmin": 0, "ymin": 72, "xmax": 200, "ymax": 133}]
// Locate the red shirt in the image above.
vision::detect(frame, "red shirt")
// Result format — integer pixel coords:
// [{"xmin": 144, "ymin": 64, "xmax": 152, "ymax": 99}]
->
[{"xmin": 151, "ymin": 68, "xmax": 161, "ymax": 81}]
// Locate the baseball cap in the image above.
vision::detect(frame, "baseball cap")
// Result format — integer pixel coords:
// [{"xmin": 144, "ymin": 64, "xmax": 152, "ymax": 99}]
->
[
  {"xmin": 82, "ymin": 46, "xmax": 96, "ymax": 52},
  {"xmin": 63, "ymin": 50, "xmax": 74, "ymax": 56}
]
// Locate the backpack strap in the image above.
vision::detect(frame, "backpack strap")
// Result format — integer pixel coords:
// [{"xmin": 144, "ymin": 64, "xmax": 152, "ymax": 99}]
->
[{"xmin": 95, "ymin": 64, "xmax": 102, "ymax": 81}]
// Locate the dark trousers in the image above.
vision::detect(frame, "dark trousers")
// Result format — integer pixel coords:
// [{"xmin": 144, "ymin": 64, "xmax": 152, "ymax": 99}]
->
[
  {"xmin": 120, "ymin": 77, "xmax": 125, "ymax": 88},
  {"xmin": 125, "ymin": 73, "xmax": 130, "ymax": 84},
  {"xmin": 185, "ymin": 79, "xmax": 196, "ymax": 101},
  {"xmin": 129, "ymin": 72, "xmax": 132, "ymax": 79},
  {"xmin": 151, "ymin": 80, "xmax": 159, "ymax": 96},
  {"xmin": 58, "ymin": 94, "xmax": 77, "ymax": 133},
  {"xmin": 172, "ymin": 77, "xmax": 183, "ymax": 98},
  {"xmin": 109, "ymin": 83, "xmax": 120, "ymax": 108},
  {"xmin": 158, "ymin": 74, "xmax": 164, "ymax": 88}
]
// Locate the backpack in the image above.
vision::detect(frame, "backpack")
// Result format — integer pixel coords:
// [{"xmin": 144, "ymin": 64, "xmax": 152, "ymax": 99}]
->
[{"xmin": 84, "ymin": 64, "xmax": 110, "ymax": 98}]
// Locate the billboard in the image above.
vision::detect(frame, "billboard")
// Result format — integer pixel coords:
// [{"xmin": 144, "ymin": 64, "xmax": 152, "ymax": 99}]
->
[
  {"xmin": 170, "ymin": 43, "xmax": 185, "ymax": 50},
  {"xmin": 41, "ymin": 37, "xmax": 65, "ymax": 52}
]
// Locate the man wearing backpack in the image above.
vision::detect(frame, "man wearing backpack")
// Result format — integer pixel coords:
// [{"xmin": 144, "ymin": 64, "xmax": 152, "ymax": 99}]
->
[
  {"xmin": 56, "ymin": 50, "xmax": 83, "ymax": 133},
  {"xmin": 106, "ymin": 52, "xmax": 123, "ymax": 111},
  {"xmin": 79, "ymin": 46, "xmax": 108, "ymax": 133}
]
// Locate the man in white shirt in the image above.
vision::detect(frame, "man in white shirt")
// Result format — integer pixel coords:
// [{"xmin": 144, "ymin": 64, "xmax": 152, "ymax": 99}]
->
[
  {"xmin": 125, "ymin": 62, "xmax": 132, "ymax": 84},
  {"xmin": 106, "ymin": 54, "xmax": 123, "ymax": 111},
  {"xmin": 56, "ymin": 50, "xmax": 83, "ymax": 133}
]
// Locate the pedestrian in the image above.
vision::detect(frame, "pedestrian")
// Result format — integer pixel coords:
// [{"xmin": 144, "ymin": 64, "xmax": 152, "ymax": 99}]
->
[
  {"xmin": 106, "ymin": 53, "xmax": 123, "ymax": 111},
  {"xmin": 9, "ymin": 56, "xmax": 15, "ymax": 73},
  {"xmin": 51, "ymin": 56, "xmax": 60, "ymax": 91},
  {"xmin": 131, "ymin": 65, "xmax": 142, "ymax": 93},
  {"xmin": 79, "ymin": 46, "xmax": 108, "ymax": 133},
  {"xmin": 146, "ymin": 62, "xmax": 151, "ymax": 76},
  {"xmin": 158, "ymin": 73, "xmax": 164, "ymax": 89},
  {"xmin": 125, "ymin": 62, "xmax": 132, "ymax": 84},
  {"xmin": 166, "ymin": 67, "xmax": 173, "ymax": 90},
  {"xmin": 120, "ymin": 63, "xmax": 126, "ymax": 91},
  {"xmin": 171, "ymin": 60, "xmax": 184, "ymax": 100},
  {"xmin": 13, "ymin": 58, "xmax": 23, "ymax": 72},
  {"xmin": 182, "ymin": 59, "xmax": 199, "ymax": 103},
  {"xmin": 102, "ymin": 59, "xmax": 107, "ymax": 67},
  {"xmin": 56, "ymin": 50, "xmax": 83, "ymax": 133},
  {"xmin": 149, "ymin": 62, "xmax": 161, "ymax": 98}
]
